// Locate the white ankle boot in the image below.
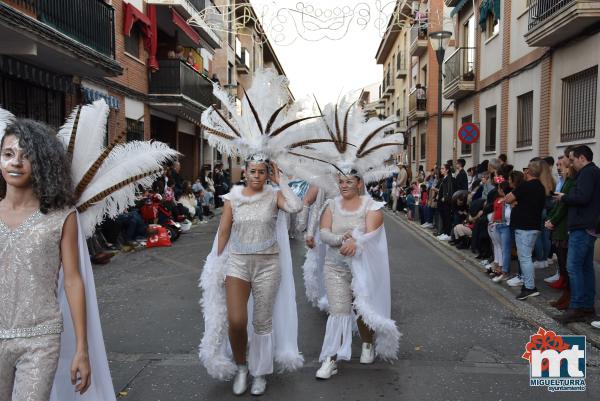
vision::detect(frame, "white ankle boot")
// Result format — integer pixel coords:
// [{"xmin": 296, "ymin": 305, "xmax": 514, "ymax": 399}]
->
[
  {"xmin": 232, "ymin": 365, "xmax": 248, "ymax": 395},
  {"xmin": 250, "ymin": 375, "xmax": 267, "ymax": 396},
  {"xmin": 360, "ymin": 342, "xmax": 375, "ymax": 364},
  {"xmin": 315, "ymin": 357, "xmax": 338, "ymax": 379}
]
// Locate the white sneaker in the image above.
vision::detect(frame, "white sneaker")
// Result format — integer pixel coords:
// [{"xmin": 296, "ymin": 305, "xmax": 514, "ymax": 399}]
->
[
  {"xmin": 232, "ymin": 365, "xmax": 248, "ymax": 395},
  {"xmin": 507, "ymin": 275, "xmax": 524, "ymax": 287},
  {"xmin": 492, "ymin": 273, "xmax": 508, "ymax": 283},
  {"xmin": 438, "ymin": 234, "xmax": 451, "ymax": 241},
  {"xmin": 591, "ymin": 321, "xmax": 600, "ymax": 329},
  {"xmin": 250, "ymin": 376, "xmax": 267, "ymax": 396},
  {"xmin": 544, "ymin": 272, "xmax": 560, "ymax": 283},
  {"xmin": 534, "ymin": 260, "xmax": 548, "ymax": 269},
  {"xmin": 479, "ymin": 259, "xmax": 490, "ymax": 266},
  {"xmin": 546, "ymin": 258, "xmax": 555, "ymax": 266},
  {"xmin": 422, "ymin": 223, "xmax": 433, "ymax": 228},
  {"xmin": 360, "ymin": 343, "xmax": 375, "ymax": 364},
  {"xmin": 316, "ymin": 357, "xmax": 338, "ymax": 379}
]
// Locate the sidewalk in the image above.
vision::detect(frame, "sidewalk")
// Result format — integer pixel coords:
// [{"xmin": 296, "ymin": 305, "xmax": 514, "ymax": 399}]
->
[{"xmin": 385, "ymin": 209, "xmax": 600, "ymax": 351}]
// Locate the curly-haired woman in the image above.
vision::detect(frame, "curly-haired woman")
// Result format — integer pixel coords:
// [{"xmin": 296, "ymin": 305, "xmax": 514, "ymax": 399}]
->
[{"xmin": 0, "ymin": 119, "xmax": 91, "ymax": 400}]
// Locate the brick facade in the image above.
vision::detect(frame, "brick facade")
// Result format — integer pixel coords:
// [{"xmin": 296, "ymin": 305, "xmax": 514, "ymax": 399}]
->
[{"xmin": 538, "ymin": 54, "xmax": 552, "ymax": 157}]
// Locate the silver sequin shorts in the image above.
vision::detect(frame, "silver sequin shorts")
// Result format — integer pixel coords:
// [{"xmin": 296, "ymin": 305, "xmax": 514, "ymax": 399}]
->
[{"xmin": 226, "ymin": 253, "xmax": 281, "ymax": 334}]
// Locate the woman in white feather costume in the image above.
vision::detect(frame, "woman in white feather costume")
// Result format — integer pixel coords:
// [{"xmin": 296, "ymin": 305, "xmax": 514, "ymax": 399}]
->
[
  {"xmin": 198, "ymin": 69, "xmax": 323, "ymax": 396},
  {"xmin": 285, "ymin": 97, "xmax": 403, "ymax": 380}
]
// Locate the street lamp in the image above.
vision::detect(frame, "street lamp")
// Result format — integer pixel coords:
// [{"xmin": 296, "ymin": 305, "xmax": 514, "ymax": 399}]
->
[{"xmin": 429, "ymin": 30, "xmax": 452, "ymax": 168}]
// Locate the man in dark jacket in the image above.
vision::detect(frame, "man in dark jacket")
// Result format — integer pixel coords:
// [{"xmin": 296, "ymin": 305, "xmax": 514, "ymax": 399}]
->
[
  {"xmin": 436, "ymin": 163, "xmax": 454, "ymax": 240},
  {"xmin": 555, "ymin": 145, "xmax": 600, "ymax": 323},
  {"xmin": 455, "ymin": 158, "xmax": 468, "ymax": 191}
]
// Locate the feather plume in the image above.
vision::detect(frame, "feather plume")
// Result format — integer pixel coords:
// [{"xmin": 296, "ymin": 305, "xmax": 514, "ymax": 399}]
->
[
  {"xmin": 265, "ymin": 104, "xmax": 287, "ymax": 135},
  {"xmin": 211, "ymin": 106, "xmax": 242, "ymax": 138},
  {"xmin": 268, "ymin": 116, "xmax": 320, "ymax": 138},
  {"xmin": 358, "ymin": 142, "xmax": 404, "ymax": 158},
  {"xmin": 76, "ymin": 141, "xmax": 179, "ymax": 237},
  {"xmin": 68, "ymin": 100, "xmax": 110, "ymax": 186},
  {"xmin": 356, "ymin": 121, "xmax": 398, "ymax": 156},
  {"xmin": 74, "ymin": 132, "xmax": 125, "ymax": 198},
  {"xmin": 56, "ymin": 106, "xmax": 80, "ymax": 150},
  {"xmin": 242, "ymin": 87, "xmax": 264, "ymax": 134},
  {"xmin": 0, "ymin": 107, "xmax": 16, "ymax": 141}
]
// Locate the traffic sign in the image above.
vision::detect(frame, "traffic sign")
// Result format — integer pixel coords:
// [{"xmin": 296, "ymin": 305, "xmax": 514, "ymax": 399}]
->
[{"xmin": 458, "ymin": 122, "xmax": 480, "ymax": 145}]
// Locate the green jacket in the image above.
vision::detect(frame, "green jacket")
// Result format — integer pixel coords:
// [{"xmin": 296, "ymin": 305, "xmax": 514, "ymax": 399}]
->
[{"xmin": 547, "ymin": 177, "xmax": 575, "ymax": 241}]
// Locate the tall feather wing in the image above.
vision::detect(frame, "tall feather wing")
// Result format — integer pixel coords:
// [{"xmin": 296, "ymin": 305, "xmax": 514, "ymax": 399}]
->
[
  {"xmin": 70, "ymin": 100, "xmax": 110, "ymax": 186},
  {"xmin": 76, "ymin": 141, "xmax": 179, "ymax": 238}
]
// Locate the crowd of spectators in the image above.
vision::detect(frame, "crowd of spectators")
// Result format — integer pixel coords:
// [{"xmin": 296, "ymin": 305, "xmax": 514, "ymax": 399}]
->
[
  {"xmin": 375, "ymin": 146, "xmax": 600, "ymax": 327},
  {"xmin": 88, "ymin": 162, "xmax": 231, "ymax": 265}
]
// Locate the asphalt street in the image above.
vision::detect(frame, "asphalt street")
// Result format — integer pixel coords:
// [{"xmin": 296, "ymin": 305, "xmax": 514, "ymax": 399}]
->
[{"xmin": 94, "ymin": 214, "xmax": 600, "ymax": 401}]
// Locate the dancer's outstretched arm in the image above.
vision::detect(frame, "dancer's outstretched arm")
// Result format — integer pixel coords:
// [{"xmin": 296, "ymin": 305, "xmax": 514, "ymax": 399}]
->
[{"xmin": 61, "ymin": 212, "xmax": 91, "ymax": 394}]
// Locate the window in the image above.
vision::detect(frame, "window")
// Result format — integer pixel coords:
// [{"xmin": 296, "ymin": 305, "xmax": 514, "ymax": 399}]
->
[
  {"xmin": 124, "ymin": 25, "xmax": 141, "ymax": 58},
  {"xmin": 517, "ymin": 91, "xmax": 533, "ymax": 147},
  {"xmin": 561, "ymin": 66, "xmax": 597, "ymax": 142},
  {"xmin": 227, "ymin": 62, "xmax": 233, "ymax": 85},
  {"xmin": 420, "ymin": 132, "xmax": 426, "ymax": 159},
  {"xmin": 126, "ymin": 118, "xmax": 144, "ymax": 142},
  {"xmin": 486, "ymin": 13, "xmax": 500, "ymax": 38},
  {"xmin": 412, "ymin": 136, "xmax": 416, "ymax": 160},
  {"xmin": 485, "ymin": 106, "xmax": 497, "ymax": 152},
  {"xmin": 461, "ymin": 115, "xmax": 472, "ymax": 155}
]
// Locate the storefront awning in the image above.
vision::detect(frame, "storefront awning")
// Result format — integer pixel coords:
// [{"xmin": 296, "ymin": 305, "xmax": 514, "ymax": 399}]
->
[
  {"xmin": 0, "ymin": 56, "xmax": 74, "ymax": 93},
  {"xmin": 82, "ymin": 87, "xmax": 120, "ymax": 110},
  {"xmin": 450, "ymin": 0, "xmax": 471, "ymax": 18},
  {"xmin": 171, "ymin": 9, "xmax": 200, "ymax": 46}
]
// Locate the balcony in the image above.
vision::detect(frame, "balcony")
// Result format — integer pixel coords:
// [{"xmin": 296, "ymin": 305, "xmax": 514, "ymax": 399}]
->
[
  {"xmin": 384, "ymin": 71, "xmax": 394, "ymax": 96},
  {"xmin": 410, "ymin": 25, "xmax": 428, "ymax": 57},
  {"xmin": 148, "ymin": 0, "xmax": 221, "ymax": 48},
  {"xmin": 408, "ymin": 88, "xmax": 428, "ymax": 121},
  {"xmin": 0, "ymin": 0, "xmax": 121, "ymax": 77},
  {"xmin": 525, "ymin": 0, "xmax": 600, "ymax": 47},
  {"xmin": 396, "ymin": 51, "xmax": 407, "ymax": 79},
  {"xmin": 149, "ymin": 59, "xmax": 217, "ymax": 120},
  {"xmin": 443, "ymin": 47, "xmax": 475, "ymax": 100},
  {"xmin": 236, "ymin": 47, "xmax": 250, "ymax": 74}
]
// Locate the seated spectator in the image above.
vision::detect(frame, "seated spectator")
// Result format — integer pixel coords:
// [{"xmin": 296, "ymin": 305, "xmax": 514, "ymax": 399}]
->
[{"xmin": 179, "ymin": 181, "xmax": 203, "ymax": 222}]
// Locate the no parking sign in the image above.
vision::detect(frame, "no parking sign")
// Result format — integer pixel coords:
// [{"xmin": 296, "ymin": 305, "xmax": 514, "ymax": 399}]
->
[{"xmin": 458, "ymin": 122, "xmax": 480, "ymax": 144}]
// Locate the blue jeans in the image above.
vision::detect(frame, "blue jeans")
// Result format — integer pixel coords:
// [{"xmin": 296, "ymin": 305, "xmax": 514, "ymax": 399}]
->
[
  {"xmin": 534, "ymin": 227, "xmax": 552, "ymax": 262},
  {"xmin": 496, "ymin": 224, "xmax": 512, "ymax": 274},
  {"xmin": 515, "ymin": 229, "xmax": 540, "ymax": 289},
  {"xmin": 567, "ymin": 229, "xmax": 597, "ymax": 309}
]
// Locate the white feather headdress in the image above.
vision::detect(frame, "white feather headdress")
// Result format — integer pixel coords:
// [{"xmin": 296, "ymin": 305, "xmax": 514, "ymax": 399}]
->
[
  {"xmin": 284, "ymin": 94, "xmax": 404, "ymax": 185},
  {"xmin": 201, "ymin": 68, "xmax": 326, "ymax": 163},
  {"xmin": 1, "ymin": 100, "xmax": 179, "ymax": 237}
]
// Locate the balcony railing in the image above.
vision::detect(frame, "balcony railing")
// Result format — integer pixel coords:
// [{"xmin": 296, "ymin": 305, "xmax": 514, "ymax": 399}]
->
[
  {"xmin": 528, "ymin": 0, "xmax": 574, "ymax": 30},
  {"xmin": 37, "ymin": 0, "xmax": 115, "ymax": 58},
  {"xmin": 410, "ymin": 24, "xmax": 428, "ymax": 56},
  {"xmin": 149, "ymin": 59, "xmax": 215, "ymax": 107},
  {"xmin": 444, "ymin": 47, "xmax": 475, "ymax": 87},
  {"xmin": 408, "ymin": 87, "xmax": 428, "ymax": 120}
]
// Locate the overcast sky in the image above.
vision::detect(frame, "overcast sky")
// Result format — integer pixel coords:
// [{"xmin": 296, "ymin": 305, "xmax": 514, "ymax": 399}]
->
[{"xmin": 249, "ymin": 0, "xmax": 392, "ymax": 103}]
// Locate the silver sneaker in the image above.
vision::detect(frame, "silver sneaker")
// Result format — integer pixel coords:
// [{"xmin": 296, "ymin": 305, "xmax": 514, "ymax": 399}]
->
[
  {"xmin": 232, "ymin": 365, "xmax": 248, "ymax": 395},
  {"xmin": 250, "ymin": 375, "xmax": 267, "ymax": 396},
  {"xmin": 360, "ymin": 342, "xmax": 375, "ymax": 364},
  {"xmin": 316, "ymin": 357, "xmax": 338, "ymax": 379}
]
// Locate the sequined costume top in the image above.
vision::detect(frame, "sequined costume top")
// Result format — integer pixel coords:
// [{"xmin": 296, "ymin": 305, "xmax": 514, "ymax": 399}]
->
[
  {"xmin": 225, "ymin": 181, "xmax": 303, "ymax": 254},
  {"xmin": 0, "ymin": 208, "xmax": 74, "ymax": 339},
  {"xmin": 320, "ymin": 196, "xmax": 373, "ymax": 268}
]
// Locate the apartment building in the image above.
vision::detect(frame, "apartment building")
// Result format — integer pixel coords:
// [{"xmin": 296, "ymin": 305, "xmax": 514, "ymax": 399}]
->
[
  {"xmin": 445, "ymin": 0, "xmax": 600, "ymax": 169},
  {"xmin": 377, "ymin": 0, "xmax": 455, "ymax": 176},
  {"xmin": 0, "ymin": 0, "xmax": 223, "ymax": 181}
]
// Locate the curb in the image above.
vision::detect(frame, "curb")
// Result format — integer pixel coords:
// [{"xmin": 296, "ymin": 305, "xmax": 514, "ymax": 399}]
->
[{"xmin": 385, "ymin": 210, "xmax": 600, "ymax": 353}]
